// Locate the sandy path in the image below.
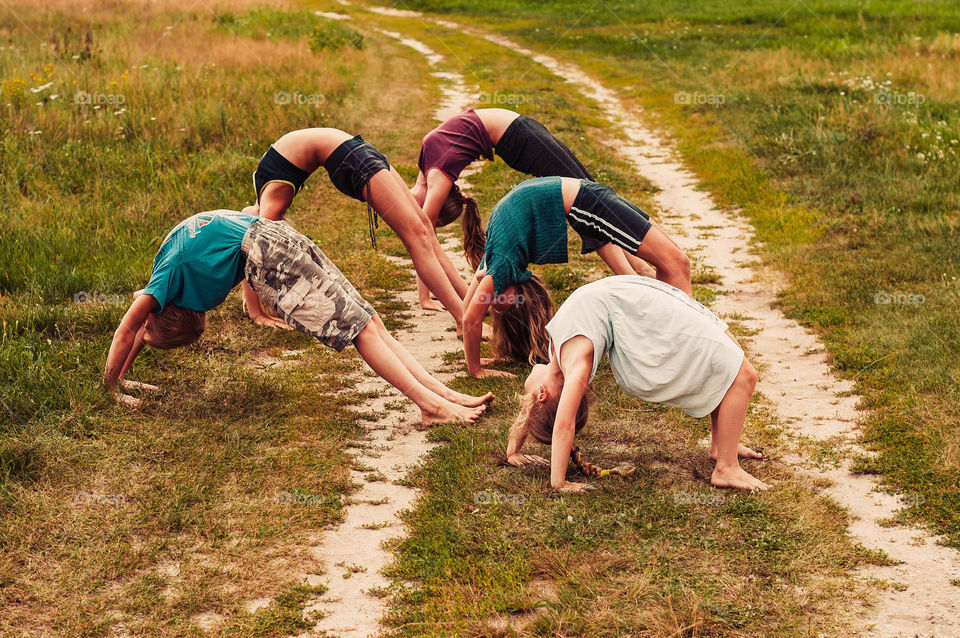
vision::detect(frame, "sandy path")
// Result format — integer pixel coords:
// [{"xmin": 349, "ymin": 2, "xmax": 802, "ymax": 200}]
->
[
  {"xmin": 286, "ymin": 23, "xmax": 479, "ymax": 637},
  {"xmin": 342, "ymin": 7, "xmax": 960, "ymax": 636},
  {"xmin": 300, "ymin": 237, "xmax": 472, "ymax": 638}
]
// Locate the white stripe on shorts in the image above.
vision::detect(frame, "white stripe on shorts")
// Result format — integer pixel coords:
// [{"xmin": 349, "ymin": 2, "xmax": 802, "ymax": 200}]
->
[{"xmin": 569, "ymin": 206, "xmax": 641, "ymax": 253}]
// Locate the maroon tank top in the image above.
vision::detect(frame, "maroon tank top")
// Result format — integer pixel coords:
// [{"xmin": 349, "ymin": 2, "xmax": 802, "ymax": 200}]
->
[{"xmin": 417, "ymin": 108, "xmax": 494, "ymax": 183}]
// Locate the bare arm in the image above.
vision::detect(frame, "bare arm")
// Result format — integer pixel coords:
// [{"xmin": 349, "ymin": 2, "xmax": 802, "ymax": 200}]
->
[
  {"xmin": 242, "ymin": 280, "xmax": 292, "ymax": 330},
  {"xmin": 420, "ymin": 168, "xmax": 454, "ymax": 225},
  {"xmin": 596, "ymin": 243, "xmax": 636, "ymax": 276},
  {"xmin": 104, "ymin": 294, "xmax": 157, "ymax": 405},
  {"xmin": 463, "ymin": 274, "xmax": 494, "ymax": 377},
  {"xmin": 506, "ymin": 414, "xmax": 549, "ymax": 467},
  {"xmin": 549, "ymin": 337, "xmax": 594, "ymax": 490}
]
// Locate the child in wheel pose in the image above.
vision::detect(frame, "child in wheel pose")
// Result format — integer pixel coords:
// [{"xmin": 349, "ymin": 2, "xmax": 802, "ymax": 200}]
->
[
  {"xmin": 104, "ymin": 210, "xmax": 491, "ymax": 424},
  {"xmin": 410, "ymin": 108, "xmax": 654, "ymax": 309},
  {"xmin": 245, "ymin": 128, "xmax": 469, "ymax": 333},
  {"xmin": 505, "ymin": 275, "xmax": 768, "ymax": 493},
  {"xmin": 462, "ymin": 176, "xmax": 691, "ymax": 378}
]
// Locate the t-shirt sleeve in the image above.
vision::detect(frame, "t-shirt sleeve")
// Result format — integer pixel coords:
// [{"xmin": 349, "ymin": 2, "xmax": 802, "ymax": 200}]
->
[
  {"xmin": 486, "ymin": 254, "xmax": 531, "ymax": 296},
  {"xmin": 546, "ymin": 297, "xmax": 611, "ymax": 381},
  {"xmin": 141, "ymin": 250, "xmax": 181, "ymax": 313}
]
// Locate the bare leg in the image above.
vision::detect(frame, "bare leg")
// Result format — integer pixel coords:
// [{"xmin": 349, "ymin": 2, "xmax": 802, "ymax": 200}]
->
[
  {"xmin": 369, "ymin": 315, "xmax": 493, "ymax": 407},
  {"xmin": 709, "ymin": 359, "xmax": 771, "ymax": 491},
  {"xmin": 634, "ymin": 224, "xmax": 692, "ymax": 295},
  {"xmin": 416, "ymin": 273, "xmax": 444, "ymax": 312},
  {"xmin": 390, "ymin": 169, "xmax": 470, "ymax": 300},
  {"xmin": 624, "ymin": 251, "xmax": 657, "ymax": 278},
  {"xmin": 352, "ymin": 322, "xmax": 486, "ymax": 425},
  {"xmin": 367, "ymin": 169, "xmax": 466, "ymax": 327}
]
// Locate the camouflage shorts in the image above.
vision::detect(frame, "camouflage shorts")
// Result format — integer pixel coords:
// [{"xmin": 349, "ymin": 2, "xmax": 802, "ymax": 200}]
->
[{"xmin": 241, "ymin": 220, "xmax": 375, "ymax": 351}]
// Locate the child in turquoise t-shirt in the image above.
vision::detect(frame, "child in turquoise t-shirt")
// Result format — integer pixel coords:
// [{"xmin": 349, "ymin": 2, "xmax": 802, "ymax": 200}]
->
[
  {"xmin": 461, "ymin": 177, "xmax": 691, "ymax": 379},
  {"xmin": 105, "ymin": 210, "xmax": 491, "ymax": 425}
]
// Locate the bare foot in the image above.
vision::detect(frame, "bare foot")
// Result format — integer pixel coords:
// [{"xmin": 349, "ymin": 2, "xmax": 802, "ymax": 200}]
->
[
  {"xmin": 118, "ymin": 379, "xmax": 159, "ymax": 392},
  {"xmin": 443, "ymin": 390, "xmax": 494, "ymax": 407},
  {"xmin": 420, "ymin": 299, "xmax": 445, "ymax": 312},
  {"xmin": 481, "ymin": 323, "xmax": 493, "ymax": 341},
  {"xmin": 710, "ymin": 444, "xmax": 767, "ymax": 460},
  {"xmin": 711, "ymin": 465, "xmax": 771, "ymax": 491},
  {"xmin": 421, "ymin": 399, "xmax": 487, "ymax": 426},
  {"xmin": 555, "ymin": 480, "xmax": 595, "ymax": 493}
]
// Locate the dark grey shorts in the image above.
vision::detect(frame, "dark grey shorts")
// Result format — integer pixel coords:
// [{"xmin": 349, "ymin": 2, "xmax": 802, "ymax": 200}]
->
[
  {"xmin": 323, "ymin": 135, "xmax": 391, "ymax": 202},
  {"xmin": 241, "ymin": 220, "xmax": 375, "ymax": 351},
  {"xmin": 566, "ymin": 180, "xmax": 651, "ymax": 255}
]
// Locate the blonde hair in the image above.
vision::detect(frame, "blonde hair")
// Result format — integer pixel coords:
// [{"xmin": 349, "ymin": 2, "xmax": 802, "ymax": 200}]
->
[
  {"xmin": 510, "ymin": 390, "xmax": 635, "ymax": 478},
  {"xmin": 143, "ymin": 304, "xmax": 207, "ymax": 349},
  {"xmin": 490, "ymin": 276, "xmax": 553, "ymax": 365},
  {"xmin": 438, "ymin": 185, "xmax": 485, "ymax": 270}
]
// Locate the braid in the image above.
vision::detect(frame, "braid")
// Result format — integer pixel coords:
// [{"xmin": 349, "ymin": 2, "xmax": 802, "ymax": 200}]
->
[{"xmin": 570, "ymin": 445, "xmax": 636, "ymax": 478}]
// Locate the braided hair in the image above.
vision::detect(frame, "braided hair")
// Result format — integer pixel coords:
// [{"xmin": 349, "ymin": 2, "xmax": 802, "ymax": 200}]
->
[{"xmin": 509, "ymin": 390, "xmax": 636, "ymax": 479}]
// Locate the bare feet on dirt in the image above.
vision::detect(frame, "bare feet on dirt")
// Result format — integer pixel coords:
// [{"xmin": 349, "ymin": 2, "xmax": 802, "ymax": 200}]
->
[{"xmin": 421, "ymin": 399, "xmax": 487, "ymax": 425}]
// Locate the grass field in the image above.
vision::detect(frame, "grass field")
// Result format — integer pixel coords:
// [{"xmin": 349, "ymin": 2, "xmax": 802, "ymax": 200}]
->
[
  {"xmin": 0, "ymin": 1, "xmax": 428, "ymax": 633},
  {"xmin": 1, "ymin": 0, "xmax": 956, "ymax": 635},
  {"xmin": 388, "ymin": 0, "xmax": 960, "ymax": 550}
]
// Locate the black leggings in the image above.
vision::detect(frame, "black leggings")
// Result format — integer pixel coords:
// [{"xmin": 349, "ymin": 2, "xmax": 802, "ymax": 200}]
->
[
  {"xmin": 495, "ymin": 115, "xmax": 593, "ymax": 180},
  {"xmin": 495, "ymin": 115, "xmax": 603, "ymax": 252}
]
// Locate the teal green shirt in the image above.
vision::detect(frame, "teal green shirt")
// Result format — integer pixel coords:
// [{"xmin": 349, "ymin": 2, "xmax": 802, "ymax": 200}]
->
[
  {"xmin": 142, "ymin": 210, "xmax": 258, "ymax": 313},
  {"xmin": 481, "ymin": 177, "xmax": 568, "ymax": 294}
]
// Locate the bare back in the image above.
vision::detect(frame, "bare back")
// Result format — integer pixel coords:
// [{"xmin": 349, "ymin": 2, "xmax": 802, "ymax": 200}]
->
[
  {"xmin": 474, "ymin": 108, "xmax": 520, "ymax": 146},
  {"xmin": 271, "ymin": 128, "xmax": 354, "ymax": 173}
]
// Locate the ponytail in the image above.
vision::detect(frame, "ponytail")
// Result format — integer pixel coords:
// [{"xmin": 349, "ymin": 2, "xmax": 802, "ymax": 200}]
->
[
  {"xmin": 436, "ymin": 184, "xmax": 486, "ymax": 270},
  {"xmin": 460, "ymin": 195, "xmax": 485, "ymax": 271}
]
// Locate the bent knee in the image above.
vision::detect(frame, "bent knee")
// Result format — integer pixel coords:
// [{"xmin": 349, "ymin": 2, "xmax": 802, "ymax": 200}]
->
[
  {"xmin": 369, "ymin": 312, "xmax": 387, "ymax": 332},
  {"xmin": 668, "ymin": 249, "xmax": 691, "ymax": 276},
  {"xmin": 739, "ymin": 359, "xmax": 758, "ymax": 390}
]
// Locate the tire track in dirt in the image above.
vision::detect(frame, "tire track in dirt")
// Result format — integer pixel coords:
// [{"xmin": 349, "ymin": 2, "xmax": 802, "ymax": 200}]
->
[
  {"xmin": 274, "ymin": 23, "xmax": 480, "ymax": 637},
  {"xmin": 351, "ymin": 7, "xmax": 960, "ymax": 636}
]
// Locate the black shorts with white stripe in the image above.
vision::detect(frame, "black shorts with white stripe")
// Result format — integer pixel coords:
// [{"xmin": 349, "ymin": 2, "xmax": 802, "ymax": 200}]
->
[{"xmin": 566, "ymin": 179, "xmax": 652, "ymax": 255}]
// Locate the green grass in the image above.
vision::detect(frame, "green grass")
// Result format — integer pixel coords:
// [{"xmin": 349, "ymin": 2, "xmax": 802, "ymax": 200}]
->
[
  {"xmin": 3, "ymin": 0, "xmax": 953, "ymax": 633},
  {"xmin": 378, "ymin": 0, "xmax": 960, "ymax": 548},
  {"xmin": 0, "ymin": 1, "xmax": 435, "ymax": 634}
]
